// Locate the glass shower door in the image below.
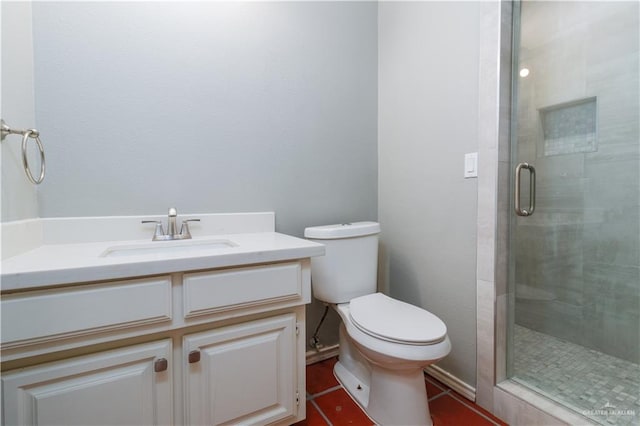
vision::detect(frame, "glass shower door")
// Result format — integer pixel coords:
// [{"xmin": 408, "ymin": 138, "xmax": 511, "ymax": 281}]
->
[{"xmin": 508, "ymin": 1, "xmax": 639, "ymax": 424}]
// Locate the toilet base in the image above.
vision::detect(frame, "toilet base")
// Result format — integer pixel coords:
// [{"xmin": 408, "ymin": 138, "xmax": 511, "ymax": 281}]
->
[
  {"xmin": 334, "ymin": 361, "xmax": 371, "ymax": 415},
  {"xmin": 367, "ymin": 363, "xmax": 432, "ymax": 426},
  {"xmin": 334, "ymin": 360, "xmax": 433, "ymax": 426},
  {"xmin": 334, "ymin": 324, "xmax": 433, "ymax": 425}
]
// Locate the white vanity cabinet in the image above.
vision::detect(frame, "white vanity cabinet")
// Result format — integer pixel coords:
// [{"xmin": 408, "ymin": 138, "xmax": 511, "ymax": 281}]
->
[
  {"xmin": 184, "ymin": 314, "xmax": 297, "ymax": 425},
  {"xmin": 1, "ymin": 260, "xmax": 312, "ymax": 426},
  {"xmin": 2, "ymin": 340, "xmax": 173, "ymax": 426}
]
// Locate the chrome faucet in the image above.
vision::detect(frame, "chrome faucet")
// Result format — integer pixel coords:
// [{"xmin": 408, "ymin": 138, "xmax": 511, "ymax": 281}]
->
[
  {"xmin": 142, "ymin": 208, "xmax": 200, "ymax": 241},
  {"xmin": 167, "ymin": 207, "xmax": 178, "ymax": 236}
]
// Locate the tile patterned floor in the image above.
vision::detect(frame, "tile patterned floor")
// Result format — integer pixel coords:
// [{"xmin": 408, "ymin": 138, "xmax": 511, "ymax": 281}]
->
[
  {"xmin": 513, "ymin": 325, "xmax": 640, "ymax": 426},
  {"xmin": 296, "ymin": 357, "xmax": 508, "ymax": 426}
]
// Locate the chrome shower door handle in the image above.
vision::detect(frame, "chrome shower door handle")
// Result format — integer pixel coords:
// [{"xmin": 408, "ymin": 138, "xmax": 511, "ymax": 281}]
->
[{"xmin": 514, "ymin": 162, "xmax": 536, "ymax": 216}]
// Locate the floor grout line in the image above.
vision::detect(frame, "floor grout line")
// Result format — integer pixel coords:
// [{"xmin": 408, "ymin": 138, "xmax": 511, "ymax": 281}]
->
[
  {"xmin": 308, "ymin": 384, "xmax": 343, "ymax": 399},
  {"xmin": 309, "ymin": 398, "xmax": 333, "ymax": 426},
  {"xmin": 425, "ymin": 376, "xmax": 447, "ymax": 392},
  {"xmin": 427, "ymin": 389, "xmax": 451, "ymax": 403},
  {"xmin": 447, "ymin": 391, "xmax": 502, "ymax": 426},
  {"xmin": 425, "ymin": 374, "xmax": 504, "ymax": 424},
  {"xmin": 426, "ymin": 381, "xmax": 448, "ymax": 402}
]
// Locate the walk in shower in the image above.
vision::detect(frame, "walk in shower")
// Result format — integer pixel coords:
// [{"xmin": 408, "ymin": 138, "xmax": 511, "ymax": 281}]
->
[{"xmin": 507, "ymin": 1, "xmax": 639, "ymax": 425}]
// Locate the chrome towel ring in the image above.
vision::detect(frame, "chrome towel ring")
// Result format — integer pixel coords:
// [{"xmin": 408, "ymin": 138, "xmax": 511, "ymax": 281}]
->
[{"xmin": 1, "ymin": 119, "xmax": 46, "ymax": 184}]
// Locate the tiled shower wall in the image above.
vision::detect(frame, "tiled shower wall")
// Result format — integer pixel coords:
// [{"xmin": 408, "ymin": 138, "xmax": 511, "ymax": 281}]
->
[{"xmin": 513, "ymin": 1, "xmax": 639, "ymax": 363}]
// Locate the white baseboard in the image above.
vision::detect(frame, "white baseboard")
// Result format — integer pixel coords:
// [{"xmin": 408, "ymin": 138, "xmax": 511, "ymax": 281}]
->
[
  {"xmin": 305, "ymin": 344, "xmax": 339, "ymax": 365},
  {"xmin": 425, "ymin": 364, "xmax": 476, "ymax": 401}
]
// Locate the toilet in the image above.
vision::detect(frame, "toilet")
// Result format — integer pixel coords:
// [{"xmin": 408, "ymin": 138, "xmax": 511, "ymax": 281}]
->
[{"xmin": 304, "ymin": 221, "xmax": 451, "ymax": 426}]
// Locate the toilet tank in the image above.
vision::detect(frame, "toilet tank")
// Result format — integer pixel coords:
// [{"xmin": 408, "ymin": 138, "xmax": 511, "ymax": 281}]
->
[{"xmin": 304, "ymin": 222, "xmax": 381, "ymax": 304}]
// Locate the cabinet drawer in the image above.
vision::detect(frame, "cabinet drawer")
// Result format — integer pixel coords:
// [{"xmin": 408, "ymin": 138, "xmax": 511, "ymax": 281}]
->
[
  {"xmin": 183, "ymin": 263, "xmax": 302, "ymax": 318},
  {"xmin": 1, "ymin": 277, "xmax": 172, "ymax": 346}
]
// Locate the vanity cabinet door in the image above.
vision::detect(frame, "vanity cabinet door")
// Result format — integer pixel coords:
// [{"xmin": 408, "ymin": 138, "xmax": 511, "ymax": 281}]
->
[
  {"xmin": 184, "ymin": 314, "xmax": 298, "ymax": 425},
  {"xmin": 2, "ymin": 339, "xmax": 173, "ymax": 426}
]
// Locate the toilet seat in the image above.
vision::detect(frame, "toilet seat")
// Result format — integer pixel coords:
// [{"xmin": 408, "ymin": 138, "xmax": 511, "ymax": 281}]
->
[
  {"xmin": 335, "ymin": 302, "xmax": 451, "ymax": 363},
  {"xmin": 349, "ymin": 293, "xmax": 447, "ymax": 345}
]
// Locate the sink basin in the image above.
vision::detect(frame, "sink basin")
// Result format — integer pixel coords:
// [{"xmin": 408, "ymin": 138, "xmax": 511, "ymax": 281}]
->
[{"xmin": 101, "ymin": 239, "xmax": 237, "ymax": 258}]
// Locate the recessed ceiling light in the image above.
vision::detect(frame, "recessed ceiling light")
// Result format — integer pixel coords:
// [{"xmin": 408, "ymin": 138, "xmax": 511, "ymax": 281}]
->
[{"xmin": 520, "ymin": 68, "xmax": 530, "ymax": 77}]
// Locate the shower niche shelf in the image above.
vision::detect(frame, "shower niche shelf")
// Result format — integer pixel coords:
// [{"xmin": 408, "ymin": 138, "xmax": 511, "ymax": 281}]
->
[{"xmin": 539, "ymin": 97, "xmax": 597, "ymax": 157}]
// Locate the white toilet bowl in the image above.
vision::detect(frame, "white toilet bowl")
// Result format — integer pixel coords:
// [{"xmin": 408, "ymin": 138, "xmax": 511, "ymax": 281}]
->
[
  {"xmin": 332, "ymin": 293, "xmax": 451, "ymax": 426},
  {"xmin": 304, "ymin": 222, "xmax": 451, "ymax": 425}
]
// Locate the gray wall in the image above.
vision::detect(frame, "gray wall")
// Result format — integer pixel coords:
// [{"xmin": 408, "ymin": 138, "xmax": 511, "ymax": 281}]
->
[
  {"xmin": 31, "ymin": 1, "xmax": 378, "ymax": 238},
  {"xmin": 1, "ymin": 1, "xmax": 39, "ymax": 222},
  {"xmin": 7, "ymin": 1, "xmax": 489, "ymax": 387},
  {"xmin": 378, "ymin": 1, "xmax": 480, "ymax": 386},
  {"xmin": 29, "ymin": 1, "xmax": 378, "ymax": 350}
]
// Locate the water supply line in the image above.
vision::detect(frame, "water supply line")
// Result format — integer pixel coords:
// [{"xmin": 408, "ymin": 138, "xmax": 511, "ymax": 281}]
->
[{"xmin": 309, "ymin": 304, "xmax": 329, "ymax": 350}]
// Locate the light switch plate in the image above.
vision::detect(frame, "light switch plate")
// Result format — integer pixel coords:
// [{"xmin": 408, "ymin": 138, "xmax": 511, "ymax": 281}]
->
[{"xmin": 464, "ymin": 152, "xmax": 478, "ymax": 178}]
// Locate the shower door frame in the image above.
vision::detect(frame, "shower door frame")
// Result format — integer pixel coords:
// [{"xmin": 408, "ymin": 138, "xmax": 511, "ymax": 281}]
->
[{"xmin": 474, "ymin": 1, "xmax": 596, "ymax": 424}]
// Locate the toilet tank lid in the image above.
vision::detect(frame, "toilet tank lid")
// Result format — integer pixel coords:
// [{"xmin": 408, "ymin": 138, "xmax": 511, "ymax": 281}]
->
[{"xmin": 304, "ymin": 222, "xmax": 380, "ymax": 239}]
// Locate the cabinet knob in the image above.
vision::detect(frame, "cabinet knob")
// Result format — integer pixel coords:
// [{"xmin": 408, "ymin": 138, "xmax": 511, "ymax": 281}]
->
[
  {"xmin": 188, "ymin": 350, "xmax": 201, "ymax": 364},
  {"xmin": 154, "ymin": 358, "xmax": 168, "ymax": 372}
]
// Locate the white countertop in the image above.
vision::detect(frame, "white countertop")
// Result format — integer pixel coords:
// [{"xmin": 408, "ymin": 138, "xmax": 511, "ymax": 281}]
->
[{"xmin": 1, "ymin": 232, "xmax": 325, "ymax": 291}]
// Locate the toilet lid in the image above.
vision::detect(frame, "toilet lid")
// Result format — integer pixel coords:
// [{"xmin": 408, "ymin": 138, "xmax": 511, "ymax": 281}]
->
[{"xmin": 349, "ymin": 293, "xmax": 447, "ymax": 345}]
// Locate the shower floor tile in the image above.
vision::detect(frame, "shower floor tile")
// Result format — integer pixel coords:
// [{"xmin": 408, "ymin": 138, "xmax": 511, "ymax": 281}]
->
[{"xmin": 513, "ymin": 325, "xmax": 640, "ymax": 426}]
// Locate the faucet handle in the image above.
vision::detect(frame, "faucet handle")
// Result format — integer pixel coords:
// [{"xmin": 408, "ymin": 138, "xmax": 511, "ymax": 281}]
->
[
  {"xmin": 142, "ymin": 220, "xmax": 166, "ymax": 240},
  {"xmin": 180, "ymin": 219, "xmax": 200, "ymax": 239}
]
